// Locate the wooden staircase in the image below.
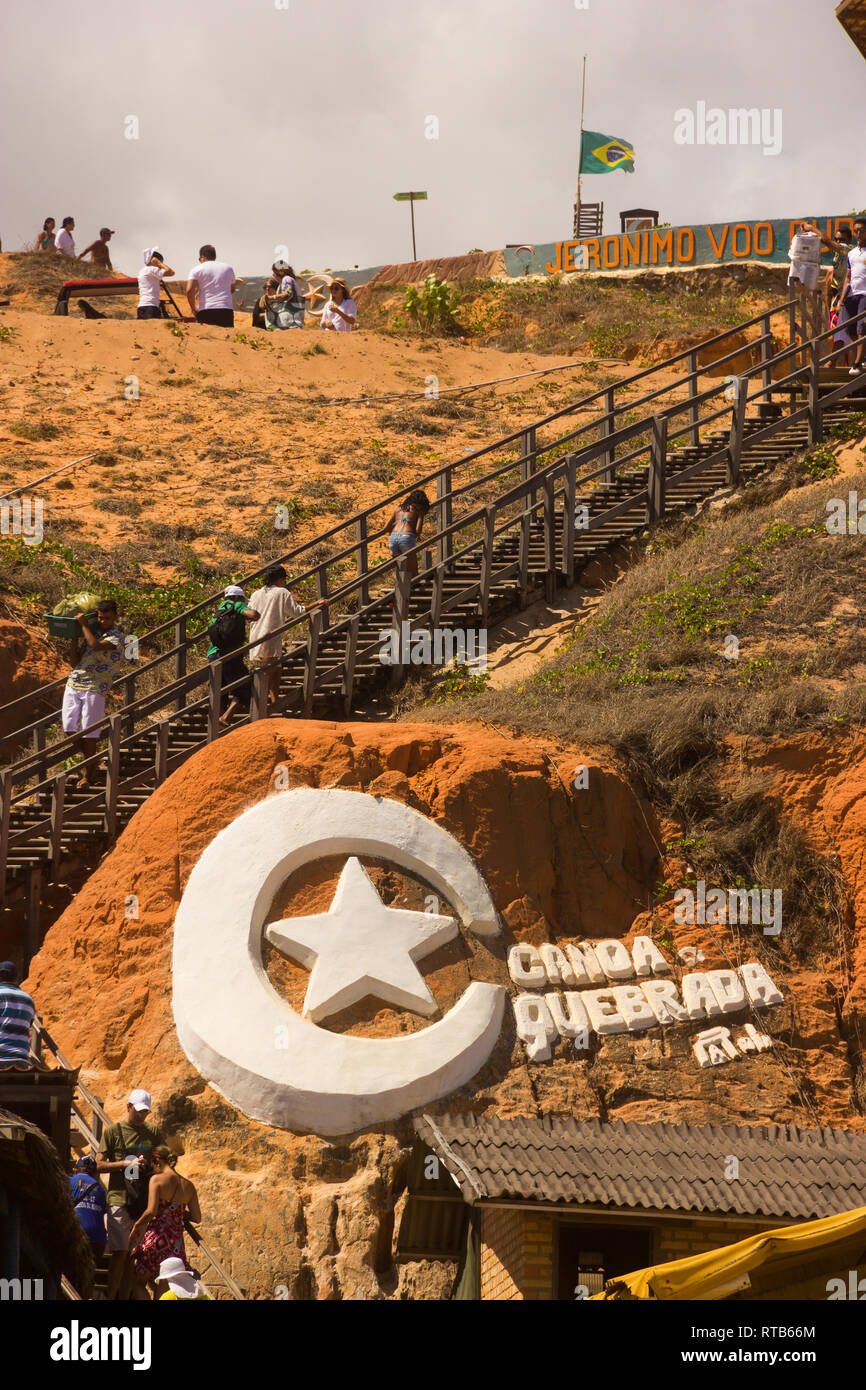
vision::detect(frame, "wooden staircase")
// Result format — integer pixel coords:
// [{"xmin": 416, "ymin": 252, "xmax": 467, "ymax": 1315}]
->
[{"xmin": 2, "ymin": 294, "xmax": 866, "ymax": 924}]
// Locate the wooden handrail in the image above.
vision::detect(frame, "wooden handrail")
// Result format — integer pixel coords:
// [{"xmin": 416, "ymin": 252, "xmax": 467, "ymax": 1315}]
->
[
  {"xmin": 0, "ymin": 293, "xmax": 803, "ymax": 731},
  {"xmin": 4, "ymin": 295, "xmax": 864, "ymax": 889}
]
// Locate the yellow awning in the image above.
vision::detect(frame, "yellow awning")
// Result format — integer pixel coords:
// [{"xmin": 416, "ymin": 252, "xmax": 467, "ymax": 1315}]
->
[{"xmin": 592, "ymin": 1206, "xmax": 866, "ymax": 1300}]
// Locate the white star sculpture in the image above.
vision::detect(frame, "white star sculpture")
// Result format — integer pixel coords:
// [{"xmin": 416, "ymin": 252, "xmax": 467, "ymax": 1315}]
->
[{"xmin": 265, "ymin": 857, "xmax": 458, "ymax": 1024}]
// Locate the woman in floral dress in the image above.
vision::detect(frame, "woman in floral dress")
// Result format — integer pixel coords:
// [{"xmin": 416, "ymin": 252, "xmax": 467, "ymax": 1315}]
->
[{"xmin": 129, "ymin": 1146, "xmax": 202, "ymax": 1291}]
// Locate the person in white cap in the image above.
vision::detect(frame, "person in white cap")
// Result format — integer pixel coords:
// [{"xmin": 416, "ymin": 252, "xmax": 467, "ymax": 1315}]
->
[
  {"xmin": 206, "ymin": 584, "xmax": 260, "ymax": 728},
  {"xmin": 156, "ymin": 1256, "xmax": 212, "ymax": 1301},
  {"xmin": 97, "ymin": 1089, "xmax": 165, "ymax": 1300},
  {"xmin": 137, "ymin": 249, "xmax": 175, "ymax": 320}
]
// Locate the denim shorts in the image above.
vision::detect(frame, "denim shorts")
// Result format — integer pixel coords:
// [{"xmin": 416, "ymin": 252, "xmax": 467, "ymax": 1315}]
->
[{"xmin": 389, "ymin": 532, "xmax": 416, "ymax": 556}]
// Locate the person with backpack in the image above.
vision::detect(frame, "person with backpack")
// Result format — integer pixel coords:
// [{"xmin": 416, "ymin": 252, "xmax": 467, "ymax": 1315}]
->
[
  {"xmin": 97, "ymin": 1089, "xmax": 165, "ymax": 1300},
  {"xmin": 69, "ymin": 1155, "xmax": 108, "ymax": 1260},
  {"xmin": 207, "ymin": 584, "xmax": 260, "ymax": 727}
]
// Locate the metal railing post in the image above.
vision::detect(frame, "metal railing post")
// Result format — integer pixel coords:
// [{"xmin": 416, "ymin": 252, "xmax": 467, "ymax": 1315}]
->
[{"xmin": 543, "ymin": 476, "xmax": 556, "ymax": 602}]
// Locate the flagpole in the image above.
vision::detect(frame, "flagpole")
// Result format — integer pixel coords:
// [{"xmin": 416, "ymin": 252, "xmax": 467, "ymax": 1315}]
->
[{"xmin": 575, "ymin": 53, "xmax": 587, "ymax": 237}]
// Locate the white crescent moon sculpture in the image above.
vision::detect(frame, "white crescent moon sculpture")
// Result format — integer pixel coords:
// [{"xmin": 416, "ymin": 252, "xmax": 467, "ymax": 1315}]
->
[{"xmin": 172, "ymin": 789, "xmax": 506, "ymax": 1136}]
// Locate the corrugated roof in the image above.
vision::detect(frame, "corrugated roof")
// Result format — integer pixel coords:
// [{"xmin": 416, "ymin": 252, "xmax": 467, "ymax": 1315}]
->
[{"xmin": 414, "ymin": 1113, "xmax": 866, "ymax": 1222}]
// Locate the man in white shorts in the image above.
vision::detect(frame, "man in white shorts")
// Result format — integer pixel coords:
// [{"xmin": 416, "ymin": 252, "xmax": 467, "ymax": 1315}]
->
[{"xmin": 62, "ymin": 599, "xmax": 125, "ymax": 786}]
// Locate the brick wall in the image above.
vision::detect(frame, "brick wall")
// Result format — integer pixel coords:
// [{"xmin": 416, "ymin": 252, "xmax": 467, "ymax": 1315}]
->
[
  {"xmin": 655, "ymin": 1219, "xmax": 771, "ymax": 1265},
  {"xmin": 480, "ymin": 1208, "xmax": 556, "ymax": 1300},
  {"xmin": 480, "ymin": 1206, "xmax": 524, "ymax": 1300}
]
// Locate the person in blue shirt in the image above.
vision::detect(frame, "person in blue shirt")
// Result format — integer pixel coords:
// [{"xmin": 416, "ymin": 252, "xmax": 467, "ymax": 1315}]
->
[{"xmin": 69, "ymin": 1155, "xmax": 107, "ymax": 1258}]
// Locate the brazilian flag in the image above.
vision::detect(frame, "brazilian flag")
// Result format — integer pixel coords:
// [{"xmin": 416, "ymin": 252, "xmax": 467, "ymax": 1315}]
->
[{"xmin": 580, "ymin": 130, "xmax": 635, "ymax": 174}]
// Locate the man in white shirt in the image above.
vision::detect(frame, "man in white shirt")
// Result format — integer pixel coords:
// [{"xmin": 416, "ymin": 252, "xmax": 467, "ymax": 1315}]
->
[
  {"xmin": 836, "ymin": 216, "xmax": 866, "ymax": 374},
  {"xmin": 55, "ymin": 216, "xmax": 77, "ymax": 258},
  {"xmin": 248, "ymin": 565, "xmax": 314, "ymax": 704},
  {"xmin": 186, "ymin": 244, "xmax": 238, "ymax": 327},
  {"xmin": 137, "ymin": 249, "xmax": 175, "ymax": 320}
]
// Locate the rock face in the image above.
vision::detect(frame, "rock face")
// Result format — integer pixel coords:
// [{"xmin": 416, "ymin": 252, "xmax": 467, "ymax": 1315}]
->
[
  {"xmin": 0, "ymin": 617, "xmax": 67, "ymax": 745},
  {"xmin": 24, "ymin": 720, "xmax": 866, "ymax": 1299}
]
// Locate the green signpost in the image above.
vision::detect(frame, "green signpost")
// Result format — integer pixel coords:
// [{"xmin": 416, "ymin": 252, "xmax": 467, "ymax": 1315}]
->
[{"xmin": 393, "ymin": 191, "xmax": 428, "ymax": 262}]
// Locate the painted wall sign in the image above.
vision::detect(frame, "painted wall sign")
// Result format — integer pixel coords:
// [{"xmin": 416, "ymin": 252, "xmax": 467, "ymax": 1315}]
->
[
  {"xmin": 503, "ymin": 216, "xmax": 849, "ymax": 278},
  {"xmin": 172, "ymin": 789, "xmax": 505, "ymax": 1137},
  {"xmin": 507, "ymin": 937, "xmax": 783, "ymax": 1062}
]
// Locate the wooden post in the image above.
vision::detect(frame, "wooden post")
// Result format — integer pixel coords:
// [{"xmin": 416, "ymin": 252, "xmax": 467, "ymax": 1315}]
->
[
  {"xmin": 518, "ymin": 512, "xmax": 531, "ymax": 609},
  {"xmin": 342, "ymin": 614, "xmax": 360, "ymax": 717},
  {"xmin": 174, "ymin": 616, "xmax": 187, "ymax": 712},
  {"xmin": 431, "ymin": 565, "xmax": 444, "ymax": 629},
  {"xmin": 250, "ymin": 666, "xmax": 269, "ymax": 723},
  {"xmin": 437, "ymin": 467, "xmax": 453, "ymax": 566},
  {"xmin": 564, "ymin": 455, "xmax": 577, "ymax": 587},
  {"xmin": 155, "ymin": 719, "xmax": 170, "ymax": 785},
  {"xmin": 32, "ymin": 725, "xmax": 47, "ymax": 786},
  {"xmin": 303, "ymin": 609, "xmax": 322, "ymax": 715},
  {"xmin": 600, "ymin": 388, "xmax": 616, "ymax": 480},
  {"xmin": 122, "ymin": 676, "xmax": 135, "ymax": 738},
  {"xmin": 0, "ymin": 769, "xmax": 11, "ymax": 909},
  {"xmin": 727, "ymin": 379, "xmax": 748, "ymax": 487},
  {"xmin": 207, "ymin": 660, "xmax": 222, "ymax": 742},
  {"xmin": 687, "ymin": 351, "xmax": 700, "ymax": 447},
  {"xmin": 104, "ymin": 715, "xmax": 121, "ymax": 837},
  {"xmin": 50, "ymin": 773, "xmax": 66, "ymax": 876},
  {"xmin": 25, "ymin": 865, "xmax": 42, "ymax": 968},
  {"xmin": 647, "ymin": 415, "xmax": 668, "ymax": 524},
  {"xmin": 355, "ymin": 515, "xmax": 370, "ymax": 605},
  {"xmin": 390, "ymin": 561, "xmax": 412, "ymax": 685},
  {"xmin": 807, "ymin": 334, "xmax": 822, "ymax": 446},
  {"xmin": 479, "ymin": 505, "xmax": 496, "ymax": 626},
  {"xmin": 316, "ymin": 563, "xmax": 330, "ymax": 630},
  {"xmin": 520, "ymin": 427, "xmax": 537, "ymax": 511},
  {"xmin": 543, "ymin": 475, "xmax": 556, "ymax": 602},
  {"xmin": 760, "ymin": 314, "xmax": 772, "ymax": 396}
]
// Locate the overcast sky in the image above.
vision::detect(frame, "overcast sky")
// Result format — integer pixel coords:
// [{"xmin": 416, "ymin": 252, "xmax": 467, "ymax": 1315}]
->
[{"xmin": 0, "ymin": 0, "xmax": 861, "ymax": 277}]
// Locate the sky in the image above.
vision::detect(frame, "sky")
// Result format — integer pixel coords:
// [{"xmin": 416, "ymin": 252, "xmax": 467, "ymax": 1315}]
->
[{"xmin": 0, "ymin": 0, "xmax": 862, "ymax": 278}]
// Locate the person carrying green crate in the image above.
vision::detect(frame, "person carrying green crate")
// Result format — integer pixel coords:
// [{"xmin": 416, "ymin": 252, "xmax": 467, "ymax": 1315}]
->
[{"xmin": 62, "ymin": 599, "xmax": 125, "ymax": 787}]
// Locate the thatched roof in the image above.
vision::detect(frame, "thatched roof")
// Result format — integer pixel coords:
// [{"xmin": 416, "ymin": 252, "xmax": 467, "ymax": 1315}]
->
[{"xmin": 0, "ymin": 1107, "xmax": 94, "ymax": 1296}]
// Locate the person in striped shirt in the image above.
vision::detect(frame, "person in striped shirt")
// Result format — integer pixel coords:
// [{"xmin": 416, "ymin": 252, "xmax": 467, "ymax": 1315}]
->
[{"xmin": 0, "ymin": 961, "xmax": 36, "ymax": 1067}]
